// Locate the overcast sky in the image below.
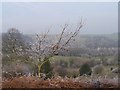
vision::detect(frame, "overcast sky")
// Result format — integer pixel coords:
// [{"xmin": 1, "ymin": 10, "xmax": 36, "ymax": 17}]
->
[{"xmin": 2, "ymin": 2, "xmax": 118, "ymax": 34}]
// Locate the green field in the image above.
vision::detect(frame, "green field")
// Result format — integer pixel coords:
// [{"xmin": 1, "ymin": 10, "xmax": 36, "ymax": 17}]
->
[{"xmin": 49, "ymin": 55, "xmax": 118, "ymax": 78}]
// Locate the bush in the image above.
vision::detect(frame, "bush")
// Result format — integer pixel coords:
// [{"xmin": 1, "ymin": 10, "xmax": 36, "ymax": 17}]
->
[
  {"xmin": 54, "ymin": 66, "xmax": 67, "ymax": 77},
  {"xmin": 79, "ymin": 63, "xmax": 92, "ymax": 76},
  {"xmin": 41, "ymin": 60, "xmax": 53, "ymax": 78},
  {"xmin": 67, "ymin": 71, "xmax": 79, "ymax": 78},
  {"xmin": 59, "ymin": 60, "xmax": 68, "ymax": 68},
  {"xmin": 92, "ymin": 64, "xmax": 104, "ymax": 75},
  {"xmin": 2, "ymin": 62, "xmax": 35, "ymax": 78}
]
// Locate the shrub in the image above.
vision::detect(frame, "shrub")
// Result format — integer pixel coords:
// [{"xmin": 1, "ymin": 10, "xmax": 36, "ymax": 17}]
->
[
  {"xmin": 59, "ymin": 60, "xmax": 68, "ymax": 68},
  {"xmin": 79, "ymin": 63, "xmax": 92, "ymax": 76},
  {"xmin": 92, "ymin": 64, "xmax": 104, "ymax": 75},
  {"xmin": 55, "ymin": 66, "xmax": 67, "ymax": 77},
  {"xmin": 67, "ymin": 71, "xmax": 79, "ymax": 78},
  {"xmin": 41, "ymin": 60, "xmax": 53, "ymax": 78}
]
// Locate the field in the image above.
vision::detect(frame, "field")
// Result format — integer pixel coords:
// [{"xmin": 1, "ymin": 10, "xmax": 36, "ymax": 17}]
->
[
  {"xmin": 50, "ymin": 56, "xmax": 118, "ymax": 77},
  {"xmin": 2, "ymin": 56, "xmax": 119, "ymax": 89}
]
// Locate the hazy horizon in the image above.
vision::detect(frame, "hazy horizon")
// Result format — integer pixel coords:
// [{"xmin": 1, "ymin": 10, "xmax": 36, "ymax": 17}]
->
[{"xmin": 1, "ymin": 2, "xmax": 118, "ymax": 34}]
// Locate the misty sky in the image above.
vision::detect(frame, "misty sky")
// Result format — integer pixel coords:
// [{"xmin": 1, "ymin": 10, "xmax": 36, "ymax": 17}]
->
[{"xmin": 2, "ymin": 2, "xmax": 118, "ymax": 34}]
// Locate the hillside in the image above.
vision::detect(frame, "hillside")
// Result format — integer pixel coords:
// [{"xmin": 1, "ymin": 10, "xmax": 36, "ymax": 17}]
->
[{"xmin": 26, "ymin": 33, "xmax": 118, "ymax": 57}]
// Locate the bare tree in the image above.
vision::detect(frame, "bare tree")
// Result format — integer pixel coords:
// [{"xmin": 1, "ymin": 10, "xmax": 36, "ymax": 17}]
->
[{"xmin": 30, "ymin": 20, "xmax": 84, "ymax": 77}]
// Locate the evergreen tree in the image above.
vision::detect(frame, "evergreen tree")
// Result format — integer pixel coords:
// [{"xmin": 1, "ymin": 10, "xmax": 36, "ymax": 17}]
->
[
  {"xmin": 41, "ymin": 57, "xmax": 53, "ymax": 78},
  {"xmin": 79, "ymin": 63, "xmax": 92, "ymax": 76}
]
